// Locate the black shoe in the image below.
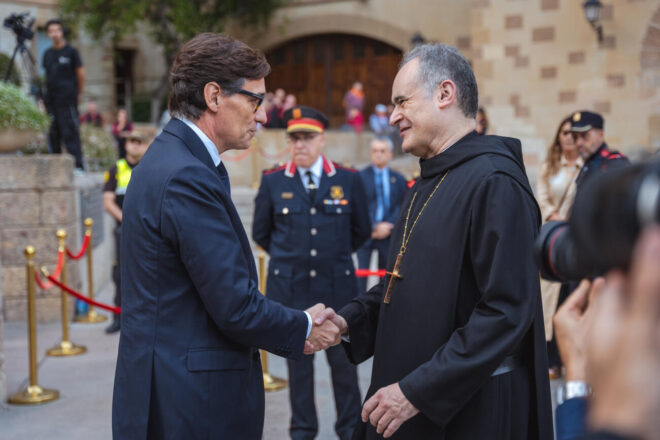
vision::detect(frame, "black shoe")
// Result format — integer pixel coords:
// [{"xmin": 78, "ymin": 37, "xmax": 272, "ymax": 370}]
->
[{"xmin": 105, "ymin": 320, "xmax": 120, "ymax": 334}]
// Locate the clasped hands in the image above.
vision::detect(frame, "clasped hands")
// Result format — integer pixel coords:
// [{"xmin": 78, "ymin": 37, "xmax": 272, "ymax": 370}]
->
[{"xmin": 303, "ymin": 303, "xmax": 348, "ymax": 354}]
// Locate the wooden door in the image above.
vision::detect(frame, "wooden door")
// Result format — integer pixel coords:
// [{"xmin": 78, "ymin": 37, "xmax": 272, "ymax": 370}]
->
[{"xmin": 266, "ymin": 34, "xmax": 402, "ymax": 128}]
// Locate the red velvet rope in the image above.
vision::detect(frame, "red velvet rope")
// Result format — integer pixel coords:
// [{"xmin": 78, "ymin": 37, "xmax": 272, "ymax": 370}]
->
[
  {"xmin": 45, "ymin": 275, "xmax": 121, "ymax": 314},
  {"xmin": 257, "ymin": 145, "xmax": 291, "ymax": 161},
  {"xmin": 66, "ymin": 234, "xmax": 90, "ymax": 260},
  {"xmin": 355, "ymin": 269, "xmax": 387, "ymax": 278},
  {"xmin": 221, "ymin": 147, "xmax": 253, "ymax": 162},
  {"xmin": 34, "ymin": 250, "xmax": 65, "ymax": 290}
]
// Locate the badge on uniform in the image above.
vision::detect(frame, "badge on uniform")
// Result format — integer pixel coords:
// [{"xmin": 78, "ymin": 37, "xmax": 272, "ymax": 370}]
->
[
  {"xmin": 281, "ymin": 192, "xmax": 294, "ymax": 199},
  {"xmin": 330, "ymin": 185, "xmax": 344, "ymax": 199}
]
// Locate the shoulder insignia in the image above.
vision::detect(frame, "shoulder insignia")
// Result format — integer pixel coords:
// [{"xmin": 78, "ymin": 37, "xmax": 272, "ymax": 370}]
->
[
  {"xmin": 333, "ymin": 162, "xmax": 358, "ymax": 173},
  {"xmin": 263, "ymin": 164, "xmax": 286, "ymax": 175}
]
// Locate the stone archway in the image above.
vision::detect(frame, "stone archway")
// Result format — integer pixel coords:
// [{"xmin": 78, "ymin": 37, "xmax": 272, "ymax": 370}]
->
[{"xmin": 249, "ymin": 13, "xmax": 411, "ymax": 54}]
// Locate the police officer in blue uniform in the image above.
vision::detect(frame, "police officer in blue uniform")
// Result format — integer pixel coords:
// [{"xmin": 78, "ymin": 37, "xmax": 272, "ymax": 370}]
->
[
  {"xmin": 253, "ymin": 106, "xmax": 371, "ymax": 440},
  {"xmin": 570, "ymin": 110, "xmax": 629, "ymax": 189}
]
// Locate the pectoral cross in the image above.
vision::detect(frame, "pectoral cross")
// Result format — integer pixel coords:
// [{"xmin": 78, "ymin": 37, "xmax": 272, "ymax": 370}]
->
[{"xmin": 384, "ymin": 252, "xmax": 404, "ymax": 304}]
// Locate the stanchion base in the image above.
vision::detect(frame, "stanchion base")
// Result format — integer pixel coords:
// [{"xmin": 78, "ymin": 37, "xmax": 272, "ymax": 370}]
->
[
  {"xmin": 46, "ymin": 340, "xmax": 87, "ymax": 357},
  {"xmin": 8, "ymin": 385, "xmax": 59, "ymax": 405},
  {"xmin": 73, "ymin": 310, "xmax": 108, "ymax": 323},
  {"xmin": 263, "ymin": 373, "xmax": 287, "ymax": 392}
]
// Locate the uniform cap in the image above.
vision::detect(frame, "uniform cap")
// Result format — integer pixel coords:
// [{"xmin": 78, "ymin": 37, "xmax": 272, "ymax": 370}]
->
[
  {"xmin": 283, "ymin": 106, "xmax": 329, "ymax": 134},
  {"xmin": 570, "ymin": 111, "xmax": 604, "ymax": 132}
]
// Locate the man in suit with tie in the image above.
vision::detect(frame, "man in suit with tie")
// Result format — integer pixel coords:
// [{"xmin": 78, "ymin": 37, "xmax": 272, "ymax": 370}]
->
[
  {"xmin": 252, "ymin": 105, "xmax": 371, "ymax": 440},
  {"xmin": 112, "ymin": 33, "xmax": 341, "ymax": 440},
  {"xmin": 357, "ymin": 136, "xmax": 407, "ymax": 293}
]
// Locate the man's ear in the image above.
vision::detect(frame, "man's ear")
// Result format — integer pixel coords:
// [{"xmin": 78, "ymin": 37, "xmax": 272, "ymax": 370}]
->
[
  {"xmin": 204, "ymin": 82, "xmax": 222, "ymax": 112},
  {"xmin": 436, "ymin": 79, "xmax": 457, "ymax": 110}
]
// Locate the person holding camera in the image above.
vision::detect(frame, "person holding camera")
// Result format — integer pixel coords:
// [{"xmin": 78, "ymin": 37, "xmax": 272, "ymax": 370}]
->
[
  {"xmin": 553, "ymin": 226, "xmax": 660, "ymax": 440},
  {"xmin": 570, "ymin": 111, "xmax": 628, "ymax": 188},
  {"xmin": 42, "ymin": 18, "xmax": 85, "ymax": 171}
]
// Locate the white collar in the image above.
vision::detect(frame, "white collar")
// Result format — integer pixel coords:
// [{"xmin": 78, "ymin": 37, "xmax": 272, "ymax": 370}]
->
[
  {"xmin": 297, "ymin": 155, "xmax": 323, "ymax": 178},
  {"xmin": 180, "ymin": 117, "xmax": 222, "ymax": 167}
]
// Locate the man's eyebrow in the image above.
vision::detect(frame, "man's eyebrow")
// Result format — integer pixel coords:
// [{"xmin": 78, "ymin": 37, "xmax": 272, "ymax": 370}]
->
[{"xmin": 392, "ymin": 95, "xmax": 406, "ymax": 105}]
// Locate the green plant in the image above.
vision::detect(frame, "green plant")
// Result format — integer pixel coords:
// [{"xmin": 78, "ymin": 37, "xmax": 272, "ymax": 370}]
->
[
  {"xmin": 80, "ymin": 124, "xmax": 117, "ymax": 171},
  {"xmin": 0, "ymin": 82, "xmax": 49, "ymax": 131}
]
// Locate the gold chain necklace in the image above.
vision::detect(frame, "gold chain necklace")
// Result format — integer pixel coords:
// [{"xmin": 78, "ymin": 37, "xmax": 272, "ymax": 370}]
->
[{"xmin": 384, "ymin": 170, "xmax": 450, "ymax": 304}]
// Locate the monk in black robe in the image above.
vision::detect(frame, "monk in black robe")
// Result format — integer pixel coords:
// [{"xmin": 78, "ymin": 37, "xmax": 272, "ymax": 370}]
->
[{"xmin": 315, "ymin": 44, "xmax": 553, "ymax": 439}]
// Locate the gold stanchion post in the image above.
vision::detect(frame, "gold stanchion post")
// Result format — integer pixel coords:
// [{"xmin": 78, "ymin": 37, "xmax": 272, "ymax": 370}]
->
[
  {"xmin": 8, "ymin": 246, "xmax": 59, "ymax": 405},
  {"xmin": 46, "ymin": 229, "xmax": 87, "ymax": 357},
  {"xmin": 74, "ymin": 218, "xmax": 107, "ymax": 323},
  {"xmin": 257, "ymin": 247, "xmax": 287, "ymax": 391}
]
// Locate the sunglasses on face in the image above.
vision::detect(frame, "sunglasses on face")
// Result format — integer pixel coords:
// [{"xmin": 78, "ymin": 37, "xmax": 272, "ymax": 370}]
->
[{"xmin": 236, "ymin": 89, "xmax": 265, "ymax": 113}]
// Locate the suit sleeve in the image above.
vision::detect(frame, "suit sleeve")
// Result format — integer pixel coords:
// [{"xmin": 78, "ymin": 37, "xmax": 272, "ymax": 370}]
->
[
  {"xmin": 556, "ymin": 398, "xmax": 588, "ymax": 440},
  {"xmin": 350, "ymin": 173, "xmax": 371, "ymax": 251},
  {"xmin": 398, "ymin": 173, "xmax": 541, "ymax": 427},
  {"xmin": 161, "ymin": 166, "xmax": 307, "ymax": 359},
  {"xmin": 252, "ymin": 174, "xmax": 274, "ymax": 252}
]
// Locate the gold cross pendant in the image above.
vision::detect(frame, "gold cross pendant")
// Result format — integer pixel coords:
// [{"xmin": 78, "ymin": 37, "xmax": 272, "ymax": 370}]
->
[{"xmin": 384, "ymin": 252, "xmax": 404, "ymax": 304}]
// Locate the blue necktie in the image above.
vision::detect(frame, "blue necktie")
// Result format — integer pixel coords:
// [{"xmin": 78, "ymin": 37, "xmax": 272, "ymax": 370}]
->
[
  {"xmin": 375, "ymin": 170, "xmax": 384, "ymax": 222},
  {"xmin": 216, "ymin": 162, "xmax": 231, "ymax": 195}
]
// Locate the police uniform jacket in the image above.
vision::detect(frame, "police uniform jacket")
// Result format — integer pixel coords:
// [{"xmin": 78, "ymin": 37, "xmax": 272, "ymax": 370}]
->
[
  {"xmin": 253, "ymin": 156, "xmax": 371, "ymax": 311},
  {"xmin": 576, "ymin": 142, "xmax": 629, "ymax": 188}
]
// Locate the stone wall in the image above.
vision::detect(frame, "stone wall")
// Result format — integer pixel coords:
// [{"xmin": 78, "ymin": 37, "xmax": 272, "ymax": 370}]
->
[
  {"xmin": 0, "ymin": 249, "xmax": 5, "ymax": 404},
  {"xmin": 0, "ymin": 156, "xmax": 83, "ymax": 323}
]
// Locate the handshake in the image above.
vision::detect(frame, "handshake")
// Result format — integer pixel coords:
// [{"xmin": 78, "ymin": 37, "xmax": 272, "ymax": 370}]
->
[{"xmin": 303, "ymin": 303, "xmax": 348, "ymax": 355}]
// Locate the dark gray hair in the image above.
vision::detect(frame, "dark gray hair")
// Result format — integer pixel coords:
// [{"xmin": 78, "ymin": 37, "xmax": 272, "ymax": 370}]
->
[
  {"xmin": 371, "ymin": 136, "xmax": 394, "ymax": 152},
  {"xmin": 401, "ymin": 43, "xmax": 478, "ymax": 118}
]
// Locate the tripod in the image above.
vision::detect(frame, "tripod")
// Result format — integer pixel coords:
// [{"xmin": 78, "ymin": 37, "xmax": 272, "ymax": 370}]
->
[{"xmin": 4, "ymin": 36, "xmax": 43, "ymax": 100}]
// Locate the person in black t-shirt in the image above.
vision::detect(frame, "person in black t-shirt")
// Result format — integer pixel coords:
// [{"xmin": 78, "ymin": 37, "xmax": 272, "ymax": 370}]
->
[{"xmin": 42, "ymin": 19, "xmax": 86, "ymax": 170}]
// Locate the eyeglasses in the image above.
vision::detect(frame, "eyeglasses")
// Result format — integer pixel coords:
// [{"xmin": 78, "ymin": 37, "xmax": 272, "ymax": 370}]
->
[
  {"xmin": 236, "ymin": 89, "xmax": 265, "ymax": 113},
  {"xmin": 288, "ymin": 132, "xmax": 320, "ymax": 143}
]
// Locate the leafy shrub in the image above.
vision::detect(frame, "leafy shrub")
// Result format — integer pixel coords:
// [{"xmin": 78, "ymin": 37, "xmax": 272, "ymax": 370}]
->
[
  {"xmin": 0, "ymin": 82, "xmax": 49, "ymax": 131},
  {"xmin": 80, "ymin": 124, "xmax": 117, "ymax": 171}
]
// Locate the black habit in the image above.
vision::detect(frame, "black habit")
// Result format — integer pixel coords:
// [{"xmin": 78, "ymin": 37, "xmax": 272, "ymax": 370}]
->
[{"xmin": 340, "ymin": 131, "xmax": 554, "ymax": 440}]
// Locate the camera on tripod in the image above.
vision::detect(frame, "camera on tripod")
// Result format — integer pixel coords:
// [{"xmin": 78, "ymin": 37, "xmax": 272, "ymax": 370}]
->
[
  {"xmin": 3, "ymin": 12, "xmax": 35, "ymax": 43},
  {"xmin": 535, "ymin": 160, "xmax": 660, "ymax": 283}
]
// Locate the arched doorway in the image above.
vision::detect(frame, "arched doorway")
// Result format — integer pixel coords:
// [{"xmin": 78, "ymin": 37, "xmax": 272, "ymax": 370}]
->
[{"xmin": 266, "ymin": 34, "xmax": 403, "ymax": 128}]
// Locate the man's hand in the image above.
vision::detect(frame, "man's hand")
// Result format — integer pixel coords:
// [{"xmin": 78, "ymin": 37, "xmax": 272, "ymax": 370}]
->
[
  {"xmin": 313, "ymin": 306, "xmax": 348, "ymax": 336},
  {"xmin": 371, "ymin": 222, "xmax": 394, "ymax": 240},
  {"xmin": 304, "ymin": 304, "xmax": 341, "ymax": 354},
  {"xmin": 361, "ymin": 383, "xmax": 419, "ymax": 438},
  {"xmin": 587, "ymin": 227, "xmax": 660, "ymax": 438},
  {"xmin": 553, "ymin": 278, "xmax": 605, "ymax": 381}
]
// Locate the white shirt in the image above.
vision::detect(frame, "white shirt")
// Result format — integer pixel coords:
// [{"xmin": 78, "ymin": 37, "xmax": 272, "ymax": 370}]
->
[
  {"xmin": 179, "ymin": 117, "xmax": 313, "ymax": 337},
  {"xmin": 296, "ymin": 155, "xmax": 323, "ymax": 191},
  {"xmin": 180, "ymin": 117, "xmax": 222, "ymax": 167}
]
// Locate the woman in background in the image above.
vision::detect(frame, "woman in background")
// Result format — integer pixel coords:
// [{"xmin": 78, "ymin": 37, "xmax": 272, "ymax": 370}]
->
[{"xmin": 536, "ymin": 116, "xmax": 583, "ymax": 379}]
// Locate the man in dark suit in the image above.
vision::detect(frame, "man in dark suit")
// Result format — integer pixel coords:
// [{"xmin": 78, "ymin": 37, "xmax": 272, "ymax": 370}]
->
[
  {"xmin": 252, "ymin": 106, "xmax": 371, "ymax": 440},
  {"xmin": 112, "ymin": 34, "xmax": 340, "ymax": 440},
  {"xmin": 357, "ymin": 136, "xmax": 407, "ymax": 293}
]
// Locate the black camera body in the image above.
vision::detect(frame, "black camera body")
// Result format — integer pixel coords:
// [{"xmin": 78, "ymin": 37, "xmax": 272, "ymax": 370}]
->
[
  {"xmin": 3, "ymin": 12, "xmax": 35, "ymax": 43},
  {"xmin": 535, "ymin": 160, "xmax": 660, "ymax": 283}
]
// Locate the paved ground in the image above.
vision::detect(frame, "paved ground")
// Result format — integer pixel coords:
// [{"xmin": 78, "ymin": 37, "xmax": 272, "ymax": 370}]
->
[
  {"xmin": 1, "ymin": 281, "xmax": 561, "ymax": 440},
  {"xmin": 0, "ymin": 282, "xmax": 373, "ymax": 439}
]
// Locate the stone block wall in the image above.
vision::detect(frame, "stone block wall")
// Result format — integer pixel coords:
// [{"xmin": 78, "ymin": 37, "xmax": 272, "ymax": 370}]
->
[
  {"xmin": 0, "ymin": 156, "xmax": 83, "ymax": 323},
  {"xmin": 0, "ymin": 250, "xmax": 4, "ymax": 404}
]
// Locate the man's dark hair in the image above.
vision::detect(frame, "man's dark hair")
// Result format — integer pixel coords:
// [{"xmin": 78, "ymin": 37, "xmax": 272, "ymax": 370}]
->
[
  {"xmin": 169, "ymin": 33, "xmax": 271, "ymax": 120},
  {"xmin": 45, "ymin": 19, "xmax": 64, "ymax": 32},
  {"xmin": 401, "ymin": 43, "xmax": 479, "ymax": 118}
]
